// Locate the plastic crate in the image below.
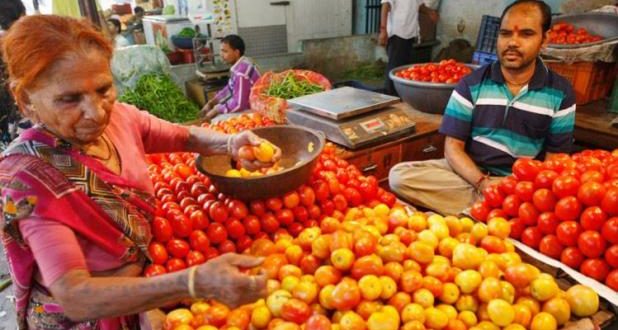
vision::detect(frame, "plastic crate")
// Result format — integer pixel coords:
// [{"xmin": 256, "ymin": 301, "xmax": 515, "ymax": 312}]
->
[
  {"xmin": 475, "ymin": 15, "xmax": 501, "ymax": 53},
  {"xmin": 545, "ymin": 61, "xmax": 617, "ymax": 105},
  {"xmin": 472, "ymin": 50, "xmax": 498, "ymax": 66}
]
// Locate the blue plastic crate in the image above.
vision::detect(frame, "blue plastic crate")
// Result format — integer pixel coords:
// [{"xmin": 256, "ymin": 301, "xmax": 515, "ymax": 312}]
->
[
  {"xmin": 473, "ymin": 51, "xmax": 498, "ymax": 65},
  {"xmin": 475, "ymin": 15, "xmax": 501, "ymax": 53}
]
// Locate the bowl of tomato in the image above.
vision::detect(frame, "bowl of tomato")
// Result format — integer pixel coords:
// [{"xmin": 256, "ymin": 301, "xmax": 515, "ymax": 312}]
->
[
  {"xmin": 390, "ymin": 60, "xmax": 478, "ymax": 114},
  {"xmin": 195, "ymin": 125, "xmax": 325, "ymax": 201}
]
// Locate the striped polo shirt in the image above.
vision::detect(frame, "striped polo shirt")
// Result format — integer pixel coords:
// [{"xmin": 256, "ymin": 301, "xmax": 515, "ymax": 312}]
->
[{"xmin": 439, "ymin": 59, "xmax": 576, "ymax": 176}]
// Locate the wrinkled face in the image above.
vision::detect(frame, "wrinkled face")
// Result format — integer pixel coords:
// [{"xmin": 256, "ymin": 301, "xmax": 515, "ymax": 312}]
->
[
  {"xmin": 497, "ymin": 4, "xmax": 546, "ymax": 71},
  {"xmin": 220, "ymin": 42, "xmax": 241, "ymax": 65},
  {"xmin": 22, "ymin": 50, "xmax": 115, "ymax": 145}
]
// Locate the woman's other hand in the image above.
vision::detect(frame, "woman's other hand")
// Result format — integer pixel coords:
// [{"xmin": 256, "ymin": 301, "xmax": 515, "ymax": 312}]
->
[
  {"xmin": 195, "ymin": 253, "xmax": 267, "ymax": 308},
  {"xmin": 229, "ymin": 130, "xmax": 282, "ymax": 171}
]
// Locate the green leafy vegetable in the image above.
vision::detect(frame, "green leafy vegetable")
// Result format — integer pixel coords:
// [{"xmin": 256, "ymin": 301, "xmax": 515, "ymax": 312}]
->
[
  {"xmin": 265, "ymin": 72, "xmax": 324, "ymax": 99},
  {"xmin": 177, "ymin": 27, "xmax": 197, "ymax": 38},
  {"xmin": 118, "ymin": 73, "xmax": 199, "ymax": 123}
]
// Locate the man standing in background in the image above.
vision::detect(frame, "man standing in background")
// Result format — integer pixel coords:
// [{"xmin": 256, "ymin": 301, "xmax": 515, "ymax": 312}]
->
[{"xmin": 379, "ymin": 0, "xmax": 438, "ymax": 96}]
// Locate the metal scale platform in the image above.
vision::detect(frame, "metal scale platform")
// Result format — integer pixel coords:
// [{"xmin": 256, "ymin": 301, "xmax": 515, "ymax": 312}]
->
[{"xmin": 286, "ymin": 87, "xmax": 416, "ymax": 149}]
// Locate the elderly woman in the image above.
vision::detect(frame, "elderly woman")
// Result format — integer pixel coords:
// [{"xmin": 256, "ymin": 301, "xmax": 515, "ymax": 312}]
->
[{"xmin": 0, "ymin": 15, "xmax": 278, "ymax": 329}]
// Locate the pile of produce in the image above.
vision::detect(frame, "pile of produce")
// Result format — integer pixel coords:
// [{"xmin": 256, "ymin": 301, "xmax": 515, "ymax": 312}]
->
[
  {"xmin": 119, "ymin": 73, "xmax": 199, "ymax": 123},
  {"xmin": 177, "ymin": 27, "xmax": 198, "ymax": 38},
  {"xmin": 394, "ymin": 60, "xmax": 473, "ymax": 84},
  {"xmin": 547, "ymin": 23, "xmax": 603, "ymax": 45},
  {"xmin": 164, "ymin": 210, "xmax": 601, "ymax": 330},
  {"xmin": 472, "ymin": 149, "xmax": 618, "ymax": 290},
  {"xmin": 249, "ymin": 70, "xmax": 331, "ymax": 123}
]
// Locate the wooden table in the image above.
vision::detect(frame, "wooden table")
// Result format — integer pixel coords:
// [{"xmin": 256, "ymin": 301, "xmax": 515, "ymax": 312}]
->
[
  {"xmin": 574, "ymin": 100, "xmax": 618, "ymax": 149},
  {"xmin": 334, "ymin": 102, "xmax": 444, "ymax": 182}
]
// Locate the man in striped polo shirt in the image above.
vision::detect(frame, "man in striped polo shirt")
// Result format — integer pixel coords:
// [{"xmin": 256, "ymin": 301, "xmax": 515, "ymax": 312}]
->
[{"xmin": 389, "ymin": 0, "xmax": 576, "ymax": 216}]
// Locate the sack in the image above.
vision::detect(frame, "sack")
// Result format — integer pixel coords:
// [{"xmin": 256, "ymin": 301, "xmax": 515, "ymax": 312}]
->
[{"xmin": 249, "ymin": 70, "xmax": 331, "ymax": 124}]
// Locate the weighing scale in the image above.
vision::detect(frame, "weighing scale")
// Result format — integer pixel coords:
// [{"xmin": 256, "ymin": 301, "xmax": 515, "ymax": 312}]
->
[{"xmin": 286, "ymin": 87, "xmax": 416, "ymax": 149}]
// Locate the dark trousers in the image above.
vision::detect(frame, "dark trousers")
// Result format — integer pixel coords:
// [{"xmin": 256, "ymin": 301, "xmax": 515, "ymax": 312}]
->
[{"xmin": 385, "ymin": 35, "xmax": 416, "ymax": 96}]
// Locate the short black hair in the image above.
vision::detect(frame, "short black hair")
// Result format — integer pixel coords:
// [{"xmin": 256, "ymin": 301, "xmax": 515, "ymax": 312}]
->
[
  {"xmin": 107, "ymin": 18, "xmax": 121, "ymax": 33},
  {"xmin": 221, "ymin": 34, "xmax": 245, "ymax": 56},
  {"xmin": 134, "ymin": 6, "xmax": 145, "ymax": 14},
  {"xmin": 500, "ymin": 0, "xmax": 552, "ymax": 34},
  {"xmin": 0, "ymin": 0, "xmax": 26, "ymax": 30}
]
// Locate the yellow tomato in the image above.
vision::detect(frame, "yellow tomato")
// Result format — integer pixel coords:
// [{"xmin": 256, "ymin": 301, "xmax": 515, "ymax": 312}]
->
[
  {"xmin": 401, "ymin": 303, "xmax": 426, "ymax": 323},
  {"xmin": 542, "ymin": 297, "xmax": 571, "ymax": 325},
  {"xmin": 253, "ymin": 142, "xmax": 274, "ymax": 162},
  {"xmin": 566, "ymin": 285, "xmax": 599, "ymax": 317},
  {"xmin": 251, "ymin": 305, "xmax": 272, "ymax": 328},
  {"xmin": 487, "ymin": 299, "xmax": 515, "ymax": 327},
  {"xmin": 530, "ymin": 312, "xmax": 557, "ymax": 330}
]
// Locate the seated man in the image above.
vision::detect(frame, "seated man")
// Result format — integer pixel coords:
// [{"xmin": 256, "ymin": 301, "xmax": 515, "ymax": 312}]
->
[
  {"xmin": 389, "ymin": 0, "xmax": 576, "ymax": 216},
  {"xmin": 200, "ymin": 35, "xmax": 261, "ymax": 121}
]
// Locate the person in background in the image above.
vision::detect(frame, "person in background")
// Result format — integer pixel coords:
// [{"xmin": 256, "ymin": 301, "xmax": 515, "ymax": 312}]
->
[
  {"xmin": 389, "ymin": 0, "xmax": 576, "ymax": 216},
  {"xmin": 379, "ymin": 0, "xmax": 438, "ymax": 96},
  {"xmin": 1, "ymin": 15, "xmax": 280, "ymax": 329},
  {"xmin": 0, "ymin": 0, "xmax": 27, "ymax": 145},
  {"xmin": 200, "ymin": 34, "xmax": 261, "ymax": 121},
  {"xmin": 126, "ymin": 6, "xmax": 145, "ymax": 30},
  {"xmin": 106, "ymin": 18, "xmax": 131, "ymax": 48}
]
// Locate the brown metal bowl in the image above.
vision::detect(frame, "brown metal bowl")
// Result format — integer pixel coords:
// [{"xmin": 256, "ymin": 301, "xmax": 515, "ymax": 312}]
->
[{"xmin": 195, "ymin": 125, "xmax": 325, "ymax": 201}]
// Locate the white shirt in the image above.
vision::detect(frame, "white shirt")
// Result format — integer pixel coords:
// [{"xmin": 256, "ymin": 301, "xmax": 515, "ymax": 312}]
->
[{"xmin": 381, "ymin": 0, "xmax": 424, "ymax": 40}]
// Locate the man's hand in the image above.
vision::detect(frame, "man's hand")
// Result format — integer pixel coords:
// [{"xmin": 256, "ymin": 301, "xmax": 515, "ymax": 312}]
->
[
  {"xmin": 199, "ymin": 99, "xmax": 217, "ymax": 119},
  {"xmin": 229, "ymin": 130, "xmax": 282, "ymax": 171},
  {"xmin": 378, "ymin": 30, "xmax": 388, "ymax": 47},
  {"xmin": 203, "ymin": 108, "xmax": 219, "ymax": 122}
]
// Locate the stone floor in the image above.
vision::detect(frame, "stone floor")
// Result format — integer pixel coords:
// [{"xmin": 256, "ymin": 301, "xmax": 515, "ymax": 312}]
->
[{"xmin": 0, "ymin": 245, "xmax": 16, "ymax": 330}]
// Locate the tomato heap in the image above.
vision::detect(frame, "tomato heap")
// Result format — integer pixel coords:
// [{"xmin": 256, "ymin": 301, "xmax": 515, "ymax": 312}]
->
[
  {"xmin": 144, "ymin": 117, "xmax": 393, "ymax": 277},
  {"xmin": 472, "ymin": 149, "xmax": 618, "ymax": 290},
  {"xmin": 202, "ymin": 113, "xmax": 276, "ymax": 134},
  {"xmin": 547, "ymin": 23, "xmax": 603, "ymax": 45},
  {"xmin": 394, "ymin": 59, "xmax": 473, "ymax": 84},
  {"xmin": 165, "ymin": 207, "xmax": 600, "ymax": 330}
]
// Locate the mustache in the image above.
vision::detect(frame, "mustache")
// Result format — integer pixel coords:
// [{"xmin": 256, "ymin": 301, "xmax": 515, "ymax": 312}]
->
[{"xmin": 502, "ymin": 48, "xmax": 522, "ymax": 56}]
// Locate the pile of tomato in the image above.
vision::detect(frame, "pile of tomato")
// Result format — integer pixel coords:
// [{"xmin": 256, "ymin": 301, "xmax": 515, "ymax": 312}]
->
[
  {"xmin": 202, "ymin": 113, "xmax": 276, "ymax": 134},
  {"xmin": 394, "ymin": 59, "xmax": 473, "ymax": 84},
  {"xmin": 143, "ymin": 114, "xmax": 396, "ymax": 277},
  {"xmin": 471, "ymin": 149, "xmax": 618, "ymax": 290},
  {"xmin": 165, "ymin": 208, "xmax": 602, "ymax": 330},
  {"xmin": 548, "ymin": 23, "xmax": 603, "ymax": 45}
]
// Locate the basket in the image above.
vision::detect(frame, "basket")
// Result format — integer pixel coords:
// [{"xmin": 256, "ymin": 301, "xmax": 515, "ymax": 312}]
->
[
  {"xmin": 472, "ymin": 50, "xmax": 498, "ymax": 66},
  {"xmin": 545, "ymin": 61, "xmax": 617, "ymax": 105},
  {"xmin": 475, "ymin": 15, "xmax": 501, "ymax": 53}
]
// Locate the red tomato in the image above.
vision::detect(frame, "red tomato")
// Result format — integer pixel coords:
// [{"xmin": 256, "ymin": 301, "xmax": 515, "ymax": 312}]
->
[
  {"xmin": 208, "ymin": 201, "xmax": 229, "ymax": 223},
  {"xmin": 179, "ymin": 197, "xmax": 197, "ymax": 210},
  {"xmin": 218, "ymin": 239, "xmax": 237, "ymax": 254},
  {"xmin": 308, "ymin": 204, "xmax": 322, "ymax": 219},
  {"xmin": 580, "ymin": 170, "xmax": 604, "ymax": 183},
  {"xmin": 359, "ymin": 180, "xmax": 378, "ymax": 201},
  {"xmin": 515, "ymin": 181, "xmax": 535, "ymax": 202},
  {"xmin": 602, "ymin": 217, "xmax": 618, "ymax": 244},
  {"xmin": 513, "ymin": 159, "xmax": 542, "ymax": 181},
  {"xmin": 580, "ymin": 206, "xmax": 608, "ymax": 231},
  {"xmin": 186, "ymin": 250, "xmax": 206, "ymax": 266},
  {"xmin": 605, "ymin": 244, "xmax": 618, "ymax": 268},
  {"xmin": 143, "ymin": 264, "xmax": 167, "ymax": 277},
  {"xmin": 601, "ymin": 187, "xmax": 618, "ymax": 215},
  {"xmin": 207, "ymin": 223, "xmax": 228, "ymax": 244},
  {"xmin": 532, "ymin": 188, "xmax": 557, "ymax": 212},
  {"xmin": 539, "ymin": 235, "xmax": 564, "ymax": 259},
  {"xmin": 148, "ymin": 242, "xmax": 169, "ymax": 265},
  {"xmin": 498, "ymin": 176, "xmax": 519, "ymax": 195},
  {"xmin": 333, "ymin": 193, "xmax": 348, "ymax": 211},
  {"xmin": 170, "ymin": 214, "xmax": 193, "ymax": 238},
  {"xmin": 275, "ymin": 209, "xmax": 295, "ymax": 226},
  {"xmin": 521, "ymin": 227, "xmax": 542, "ymax": 249},
  {"xmin": 189, "ymin": 229, "xmax": 210, "ymax": 253},
  {"xmin": 518, "ymin": 202, "xmax": 540, "ymax": 226},
  {"xmin": 537, "ymin": 212, "xmax": 560, "ymax": 235},
  {"xmin": 552, "ymin": 175, "xmax": 580, "ymax": 198},
  {"xmin": 343, "ymin": 187, "xmax": 363, "ymax": 207},
  {"xmin": 152, "ymin": 217, "xmax": 173, "ymax": 242},
  {"xmin": 554, "ymin": 196, "xmax": 582, "ymax": 221},
  {"xmin": 250, "ymin": 200, "xmax": 266, "ymax": 216},
  {"xmin": 299, "ymin": 186, "xmax": 316, "ymax": 207},
  {"xmin": 379, "ymin": 191, "xmax": 397, "ymax": 207},
  {"xmin": 283, "ymin": 192, "xmax": 300, "ymax": 209},
  {"xmin": 556, "ymin": 221, "xmax": 582, "ymax": 247},
  {"xmin": 306, "ymin": 315, "xmax": 331, "ymax": 330},
  {"xmin": 483, "ymin": 185, "xmax": 505, "ymax": 208},
  {"xmin": 314, "ymin": 180, "xmax": 331, "ymax": 202},
  {"xmin": 189, "ymin": 210, "xmax": 209, "ymax": 230},
  {"xmin": 166, "ymin": 258, "xmax": 187, "ymax": 272},
  {"xmin": 266, "ymin": 197, "xmax": 284, "ymax": 211},
  {"xmin": 292, "ymin": 206, "xmax": 309, "ymax": 223},
  {"xmin": 243, "ymin": 215, "xmax": 261, "ymax": 235},
  {"xmin": 580, "ymin": 259, "xmax": 610, "ymax": 282},
  {"xmin": 228, "ymin": 200, "xmax": 249, "ymax": 219},
  {"xmin": 287, "ymin": 222, "xmax": 304, "ymax": 237},
  {"xmin": 502, "ymin": 194, "xmax": 522, "ymax": 217},
  {"xmin": 509, "ymin": 218, "xmax": 526, "ymax": 239},
  {"xmin": 561, "ymin": 247, "xmax": 585, "ymax": 269},
  {"xmin": 470, "ymin": 201, "xmax": 490, "ymax": 222},
  {"xmin": 577, "ymin": 230, "xmax": 606, "ymax": 259},
  {"xmin": 606, "ymin": 270, "xmax": 618, "ymax": 291},
  {"xmin": 487, "ymin": 208, "xmax": 507, "ymax": 220},
  {"xmin": 166, "ymin": 239, "xmax": 190, "ymax": 258},
  {"xmin": 226, "ymin": 219, "xmax": 246, "ymax": 239},
  {"xmin": 261, "ymin": 212, "xmax": 280, "ymax": 234},
  {"xmin": 534, "ymin": 170, "xmax": 559, "ymax": 189},
  {"xmin": 577, "ymin": 181, "xmax": 607, "ymax": 206}
]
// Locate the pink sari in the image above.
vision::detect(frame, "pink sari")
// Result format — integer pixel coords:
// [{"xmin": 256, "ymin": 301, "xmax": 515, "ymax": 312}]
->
[{"xmin": 0, "ymin": 128, "xmax": 154, "ymax": 329}]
